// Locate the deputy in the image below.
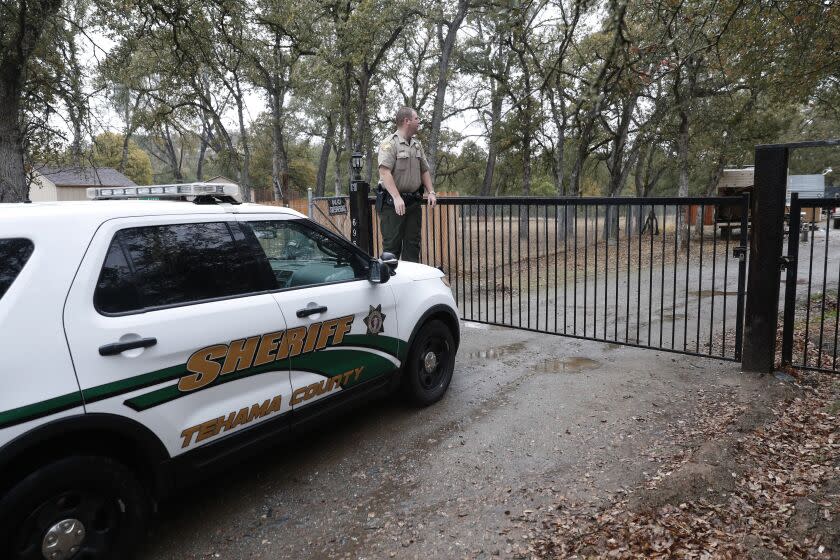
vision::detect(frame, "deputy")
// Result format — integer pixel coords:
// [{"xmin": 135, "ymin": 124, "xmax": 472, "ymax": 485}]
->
[{"xmin": 376, "ymin": 107, "xmax": 436, "ymax": 262}]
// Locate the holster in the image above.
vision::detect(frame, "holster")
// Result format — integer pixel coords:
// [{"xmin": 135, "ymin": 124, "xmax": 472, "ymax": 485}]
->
[{"xmin": 375, "ymin": 184, "xmax": 385, "ymax": 213}]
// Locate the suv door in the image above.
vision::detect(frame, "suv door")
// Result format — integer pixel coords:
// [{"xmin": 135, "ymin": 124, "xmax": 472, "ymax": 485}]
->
[
  {"xmin": 64, "ymin": 216, "xmax": 293, "ymax": 457},
  {"xmin": 237, "ymin": 217, "xmax": 400, "ymax": 413}
]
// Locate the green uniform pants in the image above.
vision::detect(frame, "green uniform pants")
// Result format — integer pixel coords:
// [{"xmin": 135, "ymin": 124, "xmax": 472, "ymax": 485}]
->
[{"xmin": 379, "ymin": 202, "xmax": 422, "ymax": 262}]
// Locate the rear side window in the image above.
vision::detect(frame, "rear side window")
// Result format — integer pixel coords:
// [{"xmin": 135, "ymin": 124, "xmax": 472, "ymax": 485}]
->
[
  {"xmin": 0, "ymin": 238, "xmax": 34, "ymax": 300},
  {"xmin": 94, "ymin": 222, "xmax": 275, "ymax": 314}
]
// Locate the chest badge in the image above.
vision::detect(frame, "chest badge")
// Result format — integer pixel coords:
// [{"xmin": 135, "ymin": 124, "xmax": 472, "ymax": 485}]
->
[{"xmin": 364, "ymin": 305, "xmax": 386, "ymax": 335}]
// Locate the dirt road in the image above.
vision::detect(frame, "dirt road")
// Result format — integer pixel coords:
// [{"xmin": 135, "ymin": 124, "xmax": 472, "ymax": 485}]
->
[{"xmin": 140, "ymin": 322, "xmax": 778, "ymax": 559}]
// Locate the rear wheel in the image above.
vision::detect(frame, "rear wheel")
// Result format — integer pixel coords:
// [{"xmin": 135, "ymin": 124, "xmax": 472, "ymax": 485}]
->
[
  {"xmin": 0, "ymin": 456, "xmax": 149, "ymax": 560},
  {"xmin": 404, "ymin": 319, "xmax": 456, "ymax": 406}
]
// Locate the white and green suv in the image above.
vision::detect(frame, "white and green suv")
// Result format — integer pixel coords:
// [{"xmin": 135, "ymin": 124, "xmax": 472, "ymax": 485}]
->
[{"xmin": 0, "ymin": 193, "xmax": 458, "ymax": 560}]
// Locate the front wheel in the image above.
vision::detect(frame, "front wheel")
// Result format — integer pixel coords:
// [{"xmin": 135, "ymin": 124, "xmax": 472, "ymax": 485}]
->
[
  {"xmin": 0, "ymin": 455, "xmax": 150, "ymax": 560},
  {"xmin": 404, "ymin": 319, "xmax": 456, "ymax": 406}
]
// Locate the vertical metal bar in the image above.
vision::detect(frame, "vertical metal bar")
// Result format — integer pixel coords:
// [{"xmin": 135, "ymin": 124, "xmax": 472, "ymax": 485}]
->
[
  {"xmin": 424, "ymin": 205, "xmax": 430, "ymax": 265},
  {"xmin": 454, "ymin": 203, "xmax": 460, "ymax": 312},
  {"xmin": 461, "ymin": 204, "xmax": 467, "ymax": 319},
  {"xmin": 833, "ymin": 208, "xmax": 840, "ymax": 370},
  {"xmin": 527, "ymin": 204, "xmax": 531, "ymax": 329},
  {"xmin": 672, "ymin": 205, "xmax": 679, "ymax": 349},
  {"xmin": 536, "ymin": 205, "xmax": 540, "ymax": 330},
  {"xmin": 564, "ymin": 205, "xmax": 569, "ymax": 334},
  {"xmin": 684, "ymin": 206, "xmax": 691, "ymax": 352},
  {"xmin": 447, "ymin": 203, "xmax": 453, "ymax": 298},
  {"xmin": 484, "ymin": 203, "xmax": 489, "ymax": 322},
  {"xmin": 709, "ymin": 203, "xmax": 718, "ymax": 355},
  {"xmin": 584, "ymin": 204, "xmax": 589, "ymax": 337},
  {"xmin": 803, "ymin": 212, "xmax": 817, "ymax": 368},
  {"xmin": 817, "ymin": 207, "xmax": 831, "ymax": 368},
  {"xmin": 648, "ymin": 204, "xmax": 654, "ymax": 346},
  {"xmin": 637, "ymin": 204, "xmax": 642, "ymax": 344},
  {"xmin": 475, "ymin": 205, "xmax": 480, "ymax": 321},
  {"xmin": 697, "ymin": 203, "xmax": 704, "ymax": 353},
  {"xmin": 723, "ymin": 205, "xmax": 731, "ymax": 357},
  {"xmin": 615, "ymin": 204, "xmax": 620, "ymax": 341},
  {"xmin": 574, "ymin": 204, "xmax": 578, "ymax": 334},
  {"xmin": 734, "ymin": 193, "xmax": 750, "ymax": 361},
  {"xmin": 604, "ymin": 204, "xmax": 609, "ymax": 340},
  {"xmin": 594, "ymin": 205, "xmax": 599, "ymax": 338},
  {"xmin": 509, "ymin": 204, "xmax": 514, "ymax": 326},
  {"xmin": 544, "ymin": 205, "xmax": 549, "ymax": 331},
  {"xmin": 760, "ymin": 193, "xmax": 788, "ymax": 366},
  {"xmin": 494, "ymin": 204, "xmax": 498, "ymax": 324},
  {"xmin": 554, "ymin": 204, "xmax": 559, "ymax": 333},
  {"xmin": 518, "ymin": 205, "xmax": 523, "ymax": 328},
  {"xmin": 434, "ymin": 204, "xmax": 439, "ymax": 267},
  {"xmin": 626, "ymin": 204, "xmax": 631, "ymax": 343},
  {"xmin": 660, "ymin": 205, "xmax": 666, "ymax": 347},
  {"xmin": 470, "ymin": 204, "xmax": 475, "ymax": 320},
  {"xmin": 500, "ymin": 204, "xmax": 505, "ymax": 323}
]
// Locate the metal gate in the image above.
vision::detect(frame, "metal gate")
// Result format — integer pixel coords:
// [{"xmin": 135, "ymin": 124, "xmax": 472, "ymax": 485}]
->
[
  {"xmin": 781, "ymin": 194, "xmax": 840, "ymax": 372},
  {"xmin": 363, "ymin": 195, "xmax": 750, "ymax": 361}
]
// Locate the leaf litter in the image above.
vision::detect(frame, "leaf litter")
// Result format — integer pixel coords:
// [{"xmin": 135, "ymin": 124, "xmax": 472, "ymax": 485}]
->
[{"xmin": 526, "ymin": 367, "xmax": 839, "ymax": 559}]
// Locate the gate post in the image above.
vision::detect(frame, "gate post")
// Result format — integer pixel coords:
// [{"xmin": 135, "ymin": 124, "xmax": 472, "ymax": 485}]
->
[
  {"xmin": 742, "ymin": 145, "xmax": 789, "ymax": 372},
  {"xmin": 349, "ymin": 148, "xmax": 373, "ymax": 254}
]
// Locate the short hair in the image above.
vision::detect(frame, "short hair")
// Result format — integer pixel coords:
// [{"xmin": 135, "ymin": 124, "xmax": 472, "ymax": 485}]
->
[{"xmin": 395, "ymin": 107, "xmax": 415, "ymax": 127}]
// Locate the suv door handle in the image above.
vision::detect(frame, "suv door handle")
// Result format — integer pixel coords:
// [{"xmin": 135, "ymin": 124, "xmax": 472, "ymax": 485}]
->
[
  {"xmin": 296, "ymin": 305, "xmax": 327, "ymax": 318},
  {"xmin": 99, "ymin": 337, "xmax": 158, "ymax": 356}
]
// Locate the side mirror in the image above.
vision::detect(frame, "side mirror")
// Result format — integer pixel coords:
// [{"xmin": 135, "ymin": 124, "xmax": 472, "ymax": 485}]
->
[
  {"xmin": 368, "ymin": 260, "xmax": 390, "ymax": 284},
  {"xmin": 379, "ymin": 252, "xmax": 398, "ymax": 273}
]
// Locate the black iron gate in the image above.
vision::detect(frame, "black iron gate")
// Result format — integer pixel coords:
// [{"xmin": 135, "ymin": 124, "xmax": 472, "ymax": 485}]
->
[
  {"xmin": 781, "ymin": 194, "xmax": 840, "ymax": 372},
  {"xmin": 366, "ymin": 195, "xmax": 750, "ymax": 361}
]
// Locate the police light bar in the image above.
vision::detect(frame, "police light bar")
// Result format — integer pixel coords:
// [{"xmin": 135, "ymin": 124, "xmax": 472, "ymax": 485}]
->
[{"xmin": 87, "ymin": 182, "xmax": 240, "ymax": 200}]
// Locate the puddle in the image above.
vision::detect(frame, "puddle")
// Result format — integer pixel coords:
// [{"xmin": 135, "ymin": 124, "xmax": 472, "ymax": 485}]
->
[
  {"xmin": 604, "ymin": 343, "xmax": 622, "ymax": 351},
  {"xmin": 536, "ymin": 356, "xmax": 601, "ymax": 373},
  {"xmin": 467, "ymin": 341, "xmax": 526, "ymax": 360},
  {"xmin": 689, "ymin": 290, "xmax": 739, "ymax": 297}
]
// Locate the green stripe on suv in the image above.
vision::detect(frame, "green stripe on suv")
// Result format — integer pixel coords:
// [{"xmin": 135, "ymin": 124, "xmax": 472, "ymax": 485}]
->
[
  {"xmin": 0, "ymin": 335, "xmax": 402, "ymax": 427},
  {"xmin": 0, "ymin": 392, "xmax": 84, "ymax": 430}
]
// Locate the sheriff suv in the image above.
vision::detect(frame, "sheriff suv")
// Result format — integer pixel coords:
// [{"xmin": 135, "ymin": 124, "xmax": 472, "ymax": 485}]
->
[{"xmin": 0, "ymin": 185, "xmax": 459, "ymax": 560}]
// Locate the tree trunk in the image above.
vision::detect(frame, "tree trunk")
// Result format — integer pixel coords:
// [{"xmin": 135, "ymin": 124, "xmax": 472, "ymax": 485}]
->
[
  {"xmin": 676, "ymin": 107, "xmax": 690, "ymax": 247},
  {"xmin": 269, "ymin": 79, "xmax": 289, "ymax": 205},
  {"xmin": 427, "ymin": 0, "xmax": 470, "ymax": 180},
  {"xmin": 479, "ymin": 78, "xmax": 502, "ymax": 196},
  {"xmin": 315, "ymin": 116, "xmax": 336, "ymax": 197},
  {"xmin": 235, "ymin": 84, "xmax": 251, "ymax": 203},
  {"xmin": 333, "ymin": 142, "xmax": 343, "ymax": 196},
  {"xmin": 0, "ymin": 90, "xmax": 28, "ymax": 202}
]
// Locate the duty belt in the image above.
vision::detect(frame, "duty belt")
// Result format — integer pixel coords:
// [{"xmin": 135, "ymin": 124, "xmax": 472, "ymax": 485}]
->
[{"xmin": 376, "ymin": 184, "xmax": 423, "ymax": 213}]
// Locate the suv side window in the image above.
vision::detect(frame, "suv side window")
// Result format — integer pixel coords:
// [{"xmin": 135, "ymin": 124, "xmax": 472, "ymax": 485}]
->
[
  {"xmin": 244, "ymin": 220, "xmax": 368, "ymax": 289},
  {"xmin": 94, "ymin": 222, "xmax": 274, "ymax": 314},
  {"xmin": 0, "ymin": 238, "xmax": 34, "ymax": 300}
]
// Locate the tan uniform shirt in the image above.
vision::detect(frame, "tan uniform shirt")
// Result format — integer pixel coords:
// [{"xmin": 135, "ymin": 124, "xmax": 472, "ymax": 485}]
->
[{"xmin": 377, "ymin": 132, "xmax": 430, "ymax": 193}]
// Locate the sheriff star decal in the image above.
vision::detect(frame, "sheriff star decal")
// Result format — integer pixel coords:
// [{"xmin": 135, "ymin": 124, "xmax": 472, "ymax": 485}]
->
[{"xmin": 364, "ymin": 305, "xmax": 386, "ymax": 335}]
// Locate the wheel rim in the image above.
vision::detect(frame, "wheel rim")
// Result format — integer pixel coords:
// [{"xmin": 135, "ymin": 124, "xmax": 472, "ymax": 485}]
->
[
  {"xmin": 416, "ymin": 335, "xmax": 451, "ymax": 391},
  {"xmin": 15, "ymin": 489, "xmax": 121, "ymax": 560}
]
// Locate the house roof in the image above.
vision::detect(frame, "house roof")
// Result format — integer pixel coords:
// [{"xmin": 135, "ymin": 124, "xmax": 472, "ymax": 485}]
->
[
  {"xmin": 35, "ymin": 166, "xmax": 137, "ymax": 188},
  {"xmin": 206, "ymin": 175, "xmax": 238, "ymax": 184}
]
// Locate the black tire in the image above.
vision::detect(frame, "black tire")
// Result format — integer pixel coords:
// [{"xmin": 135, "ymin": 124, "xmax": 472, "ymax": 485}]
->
[
  {"xmin": 0, "ymin": 455, "xmax": 149, "ymax": 560},
  {"xmin": 404, "ymin": 319, "xmax": 456, "ymax": 406}
]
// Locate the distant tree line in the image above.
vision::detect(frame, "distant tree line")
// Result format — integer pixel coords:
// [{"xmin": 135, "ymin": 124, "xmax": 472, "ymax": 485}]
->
[{"xmin": 0, "ymin": 0, "xmax": 838, "ymax": 204}]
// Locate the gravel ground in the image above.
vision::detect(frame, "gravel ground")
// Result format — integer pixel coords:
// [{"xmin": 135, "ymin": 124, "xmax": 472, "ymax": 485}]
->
[{"xmin": 139, "ymin": 322, "xmax": 783, "ymax": 559}]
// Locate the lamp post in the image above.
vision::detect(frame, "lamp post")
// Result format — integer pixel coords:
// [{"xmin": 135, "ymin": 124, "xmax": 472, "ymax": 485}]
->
[
  {"xmin": 348, "ymin": 145, "xmax": 372, "ymax": 253},
  {"xmin": 351, "ymin": 149, "xmax": 363, "ymax": 182}
]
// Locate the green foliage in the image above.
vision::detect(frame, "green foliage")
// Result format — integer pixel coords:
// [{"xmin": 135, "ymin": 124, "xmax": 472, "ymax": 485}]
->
[{"xmin": 92, "ymin": 132, "xmax": 153, "ymax": 185}]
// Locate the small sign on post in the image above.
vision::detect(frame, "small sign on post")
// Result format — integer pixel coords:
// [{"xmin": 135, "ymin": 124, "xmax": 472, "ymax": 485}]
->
[{"xmin": 328, "ymin": 197, "xmax": 348, "ymax": 215}]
